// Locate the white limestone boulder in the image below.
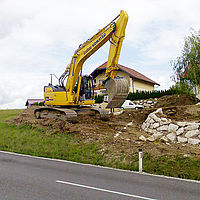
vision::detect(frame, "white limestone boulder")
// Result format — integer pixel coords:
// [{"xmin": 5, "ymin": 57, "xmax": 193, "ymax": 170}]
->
[
  {"xmin": 185, "ymin": 130, "xmax": 200, "ymax": 138},
  {"xmin": 176, "ymin": 127, "xmax": 184, "ymax": 136},
  {"xmin": 157, "ymin": 125, "xmax": 169, "ymax": 131},
  {"xmin": 188, "ymin": 138, "xmax": 200, "ymax": 145},
  {"xmin": 177, "ymin": 136, "xmax": 187, "ymax": 143},
  {"xmin": 168, "ymin": 124, "xmax": 179, "ymax": 133},
  {"xmin": 166, "ymin": 133, "xmax": 177, "ymax": 142}
]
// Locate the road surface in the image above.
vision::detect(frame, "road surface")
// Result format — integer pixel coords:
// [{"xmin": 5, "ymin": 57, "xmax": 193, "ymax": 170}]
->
[{"xmin": 0, "ymin": 151, "xmax": 199, "ymax": 200}]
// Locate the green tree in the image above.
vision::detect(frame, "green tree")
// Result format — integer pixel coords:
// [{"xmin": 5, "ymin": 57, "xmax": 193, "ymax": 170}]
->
[{"xmin": 171, "ymin": 29, "xmax": 200, "ymax": 94}]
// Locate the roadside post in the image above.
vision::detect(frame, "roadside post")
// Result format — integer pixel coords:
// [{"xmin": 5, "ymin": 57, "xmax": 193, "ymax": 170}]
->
[{"xmin": 139, "ymin": 149, "xmax": 143, "ymax": 173}]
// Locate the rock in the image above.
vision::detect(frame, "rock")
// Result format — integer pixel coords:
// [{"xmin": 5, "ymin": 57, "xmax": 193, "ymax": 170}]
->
[
  {"xmin": 157, "ymin": 125, "xmax": 169, "ymax": 131},
  {"xmin": 188, "ymin": 138, "xmax": 200, "ymax": 145},
  {"xmin": 176, "ymin": 127, "xmax": 184, "ymax": 136},
  {"xmin": 166, "ymin": 133, "xmax": 176, "ymax": 142},
  {"xmin": 149, "ymin": 119, "xmax": 155, "ymax": 124},
  {"xmin": 113, "ymin": 110, "xmax": 123, "ymax": 116},
  {"xmin": 147, "ymin": 135, "xmax": 156, "ymax": 142},
  {"xmin": 186, "ymin": 122, "xmax": 200, "ymax": 126},
  {"xmin": 127, "ymin": 121, "xmax": 133, "ymax": 126},
  {"xmin": 149, "ymin": 124, "xmax": 154, "ymax": 129},
  {"xmin": 144, "ymin": 128, "xmax": 148, "ymax": 132},
  {"xmin": 147, "ymin": 100, "xmax": 153, "ymax": 104},
  {"xmin": 149, "ymin": 113, "xmax": 161, "ymax": 122},
  {"xmin": 141, "ymin": 123, "xmax": 146, "ymax": 130},
  {"xmin": 146, "ymin": 122, "xmax": 151, "ymax": 129},
  {"xmin": 146, "ymin": 128, "xmax": 154, "ymax": 134},
  {"xmin": 114, "ymin": 133, "xmax": 120, "ymax": 138},
  {"xmin": 139, "ymin": 135, "xmax": 147, "ymax": 141},
  {"xmin": 177, "ymin": 122, "xmax": 187, "ymax": 127},
  {"xmin": 153, "ymin": 123, "xmax": 160, "ymax": 129},
  {"xmin": 168, "ymin": 124, "xmax": 179, "ymax": 132},
  {"xmin": 177, "ymin": 136, "xmax": 187, "ymax": 143},
  {"xmin": 154, "ymin": 108, "xmax": 163, "ymax": 115},
  {"xmin": 185, "ymin": 130, "xmax": 200, "ymax": 138},
  {"xmin": 123, "ymin": 127, "xmax": 127, "ymax": 130},
  {"xmin": 184, "ymin": 123, "xmax": 200, "ymax": 131},
  {"xmin": 160, "ymin": 136, "xmax": 168, "ymax": 142},
  {"xmin": 160, "ymin": 118, "xmax": 171, "ymax": 125},
  {"xmin": 152, "ymin": 132, "xmax": 163, "ymax": 139}
]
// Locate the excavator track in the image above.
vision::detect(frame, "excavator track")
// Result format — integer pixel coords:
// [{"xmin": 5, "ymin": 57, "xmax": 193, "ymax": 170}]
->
[
  {"xmin": 74, "ymin": 107, "xmax": 109, "ymax": 120},
  {"xmin": 34, "ymin": 107, "xmax": 77, "ymax": 123},
  {"xmin": 34, "ymin": 106, "xmax": 109, "ymax": 122},
  {"xmin": 104, "ymin": 77, "xmax": 129, "ymax": 108}
]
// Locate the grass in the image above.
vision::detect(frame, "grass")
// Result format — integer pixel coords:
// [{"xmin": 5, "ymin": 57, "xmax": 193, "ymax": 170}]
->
[
  {"xmin": 1, "ymin": 109, "xmax": 200, "ymax": 181},
  {"xmin": 0, "ymin": 109, "xmax": 103, "ymax": 164}
]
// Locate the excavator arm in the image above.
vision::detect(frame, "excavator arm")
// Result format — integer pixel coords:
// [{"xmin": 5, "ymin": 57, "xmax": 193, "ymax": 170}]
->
[{"xmin": 63, "ymin": 10, "xmax": 129, "ymax": 107}]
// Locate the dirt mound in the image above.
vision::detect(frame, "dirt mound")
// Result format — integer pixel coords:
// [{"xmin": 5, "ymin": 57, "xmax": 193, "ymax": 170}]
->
[
  {"xmin": 154, "ymin": 94, "xmax": 198, "ymax": 108},
  {"xmin": 8, "ymin": 107, "xmax": 79, "ymax": 134}
]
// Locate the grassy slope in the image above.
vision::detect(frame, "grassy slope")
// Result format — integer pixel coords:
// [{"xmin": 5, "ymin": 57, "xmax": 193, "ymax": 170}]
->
[{"xmin": 1, "ymin": 109, "xmax": 200, "ymax": 180}]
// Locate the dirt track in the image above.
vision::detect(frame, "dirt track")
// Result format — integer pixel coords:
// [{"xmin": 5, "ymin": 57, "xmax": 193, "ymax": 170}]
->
[{"xmin": 9, "ymin": 94, "xmax": 200, "ymax": 161}]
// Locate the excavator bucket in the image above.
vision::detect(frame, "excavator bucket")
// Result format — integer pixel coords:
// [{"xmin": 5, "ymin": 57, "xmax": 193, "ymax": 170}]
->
[{"xmin": 104, "ymin": 77, "xmax": 129, "ymax": 108}]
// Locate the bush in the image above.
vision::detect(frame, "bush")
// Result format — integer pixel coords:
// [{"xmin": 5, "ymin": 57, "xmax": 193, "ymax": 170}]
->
[{"xmin": 126, "ymin": 87, "xmax": 194, "ymax": 101}]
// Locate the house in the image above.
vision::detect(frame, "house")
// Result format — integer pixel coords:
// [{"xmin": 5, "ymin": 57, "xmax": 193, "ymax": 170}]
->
[
  {"xmin": 25, "ymin": 99, "xmax": 44, "ymax": 108},
  {"xmin": 90, "ymin": 62, "xmax": 160, "ymax": 96}
]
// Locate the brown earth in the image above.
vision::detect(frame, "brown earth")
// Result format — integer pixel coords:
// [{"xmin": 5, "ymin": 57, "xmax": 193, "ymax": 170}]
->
[
  {"xmin": 9, "ymin": 94, "xmax": 200, "ymax": 162},
  {"xmin": 154, "ymin": 94, "xmax": 198, "ymax": 108}
]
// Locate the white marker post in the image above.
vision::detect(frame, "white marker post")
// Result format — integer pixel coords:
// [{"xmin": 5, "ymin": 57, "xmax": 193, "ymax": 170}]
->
[{"xmin": 139, "ymin": 149, "xmax": 143, "ymax": 173}]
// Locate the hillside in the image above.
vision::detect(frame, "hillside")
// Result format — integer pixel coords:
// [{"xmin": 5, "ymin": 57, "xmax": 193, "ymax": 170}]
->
[{"xmin": 2, "ymin": 94, "xmax": 200, "ymax": 180}]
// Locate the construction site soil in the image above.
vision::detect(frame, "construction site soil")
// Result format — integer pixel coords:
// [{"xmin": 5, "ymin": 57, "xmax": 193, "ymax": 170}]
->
[{"xmin": 9, "ymin": 94, "xmax": 200, "ymax": 161}]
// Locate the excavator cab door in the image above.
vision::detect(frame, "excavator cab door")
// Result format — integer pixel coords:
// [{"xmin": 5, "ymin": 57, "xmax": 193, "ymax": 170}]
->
[{"xmin": 79, "ymin": 75, "xmax": 94, "ymax": 100}]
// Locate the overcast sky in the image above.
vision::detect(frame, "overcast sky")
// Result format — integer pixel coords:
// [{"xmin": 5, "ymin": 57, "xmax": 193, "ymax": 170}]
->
[{"xmin": 0, "ymin": 0, "xmax": 199, "ymax": 109}]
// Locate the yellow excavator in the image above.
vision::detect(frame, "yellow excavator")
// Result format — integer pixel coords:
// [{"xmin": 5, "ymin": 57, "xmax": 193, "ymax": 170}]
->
[{"xmin": 34, "ymin": 10, "xmax": 129, "ymax": 120}]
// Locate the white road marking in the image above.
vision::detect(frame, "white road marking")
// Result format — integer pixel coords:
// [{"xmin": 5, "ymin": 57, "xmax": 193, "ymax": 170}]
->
[
  {"xmin": 56, "ymin": 180, "xmax": 157, "ymax": 200},
  {"xmin": 0, "ymin": 150, "xmax": 200, "ymax": 184}
]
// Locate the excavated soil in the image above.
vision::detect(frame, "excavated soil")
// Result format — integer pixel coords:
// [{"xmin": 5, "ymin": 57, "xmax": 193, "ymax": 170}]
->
[
  {"xmin": 154, "ymin": 94, "xmax": 198, "ymax": 108},
  {"xmin": 9, "ymin": 94, "xmax": 200, "ymax": 160}
]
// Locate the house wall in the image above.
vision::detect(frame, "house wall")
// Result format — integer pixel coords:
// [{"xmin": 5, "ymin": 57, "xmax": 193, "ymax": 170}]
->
[{"xmin": 133, "ymin": 79, "xmax": 154, "ymax": 92}]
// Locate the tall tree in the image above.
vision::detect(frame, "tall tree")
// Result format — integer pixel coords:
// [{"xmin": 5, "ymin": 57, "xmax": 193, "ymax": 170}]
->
[{"xmin": 172, "ymin": 29, "xmax": 200, "ymax": 92}]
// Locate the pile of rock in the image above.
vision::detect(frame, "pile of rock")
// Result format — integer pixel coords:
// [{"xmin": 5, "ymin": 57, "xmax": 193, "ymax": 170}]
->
[
  {"xmin": 140, "ymin": 108, "xmax": 200, "ymax": 145},
  {"xmin": 133, "ymin": 98, "xmax": 158, "ymax": 108}
]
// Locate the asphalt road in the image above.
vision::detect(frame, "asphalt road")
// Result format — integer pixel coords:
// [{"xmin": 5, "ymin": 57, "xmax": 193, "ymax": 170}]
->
[{"xmin": 0, "ymin": 151, "xmax": 199, "ymax": 200}]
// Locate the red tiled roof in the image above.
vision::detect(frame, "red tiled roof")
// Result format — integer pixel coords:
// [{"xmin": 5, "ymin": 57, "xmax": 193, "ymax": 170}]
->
[{"xmin": 91, "ymin": 62, "xmax": 160, "ymax": 86}]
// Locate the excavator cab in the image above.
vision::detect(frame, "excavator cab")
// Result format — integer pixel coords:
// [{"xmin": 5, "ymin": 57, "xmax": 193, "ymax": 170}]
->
[{"xmin": 79, "ymin": 75, "xmax": 94, "ymax": 100}]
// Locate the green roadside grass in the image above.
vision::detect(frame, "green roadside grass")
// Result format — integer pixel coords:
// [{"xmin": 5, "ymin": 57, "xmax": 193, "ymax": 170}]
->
[{"xmin": 1, "ymin": 109, "xmax": 200, "ymax": 181}]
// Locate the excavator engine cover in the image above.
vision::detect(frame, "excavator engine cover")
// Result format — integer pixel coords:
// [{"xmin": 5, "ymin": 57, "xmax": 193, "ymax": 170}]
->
[{"xmin": 104, "ymin": 77, "xmax": 129, "ymax": 108}]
